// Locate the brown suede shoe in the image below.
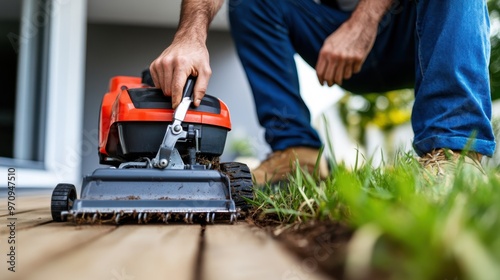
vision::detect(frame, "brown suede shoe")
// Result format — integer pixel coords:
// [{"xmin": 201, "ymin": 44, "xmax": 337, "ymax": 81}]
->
[
  {"xmin": 251, "ymin": 147, "xmax": 329, "ymax": 186},
  {"xmin": 418, "ymin": 148, "xmax": 486, "ymax": 200},
  {"xmin": 418, "ymin": 148, "xmax": 484, "ymax": 177}
]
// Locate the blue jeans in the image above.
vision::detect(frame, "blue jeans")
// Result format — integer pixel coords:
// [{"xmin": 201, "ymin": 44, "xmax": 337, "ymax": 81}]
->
[{"xmin": 228, "ymin": 0, "xmax": 496, "ymax": 156}]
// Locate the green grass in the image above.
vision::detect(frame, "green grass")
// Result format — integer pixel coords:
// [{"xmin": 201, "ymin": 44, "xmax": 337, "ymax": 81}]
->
[{"xmin": 250, "ymin": 150, "xmax": 500, "ymax": 280}]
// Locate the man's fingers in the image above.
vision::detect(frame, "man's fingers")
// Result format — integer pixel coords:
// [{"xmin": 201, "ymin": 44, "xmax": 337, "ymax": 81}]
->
[
  {"xmin": 150, "ymin": 60, "xmax": 172, "ymax": 97},
  {"xmin": 353, "ymin": 60, "xmax": 363, "ymax": 74},
  {"xmin": 162, "ymin": 67, "xmax": 174, "ymax": 97},
  {"xmin": 317, "ymin": 50, "xmax": 349, "ymax": 87},
  {"xmin": 334, "ymin": 59, "xmax": 346, "ymax": 86},
  {"xmin": 343, "ymin": 60, "xmax": 354, "ymax": 81},
  {"xmin": 171, "ymin": 72, "xmax": 189, "ymax": 108},
  {"xmin": 150, "ymin": 62, "xmax": 165, "ymax": 92},
  {"xmin": 323, "ymin": 60, "xmax": 335, "ymax": 87},
  {"xmin": 193, "ymin": 72, "xmax": 211, "ymax": 107},
  {"xmin": 317, "ymin": 54, "xmax": 361, "ymax": 87},
  {"xmin": 149, "ymin": 63, "xmax": 158, "ymax": 87},
  {"xmin": 316, "ymin": 55, "xmax": 327, "ymax": 85}
]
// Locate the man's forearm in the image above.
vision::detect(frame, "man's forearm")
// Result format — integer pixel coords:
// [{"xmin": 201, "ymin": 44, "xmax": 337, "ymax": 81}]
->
[
  {"xmin": 175, "ymin": 0, "xmax": 224, "ymax": 43},
  {"xmin": 350, "ymin": 0, "xmax": 394, "ymax": 25}
]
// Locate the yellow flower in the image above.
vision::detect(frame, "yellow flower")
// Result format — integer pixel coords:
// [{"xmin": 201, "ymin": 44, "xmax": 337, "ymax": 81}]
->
[{"xmin": 388, "ymin": 109, "xmax": 411, "ymax": 126}]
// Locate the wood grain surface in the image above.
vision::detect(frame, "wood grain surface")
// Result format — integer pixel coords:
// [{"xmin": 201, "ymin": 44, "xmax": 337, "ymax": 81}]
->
[{"xmin": 0, "ymin": 194, "xmax": 329, "ymax": 280}]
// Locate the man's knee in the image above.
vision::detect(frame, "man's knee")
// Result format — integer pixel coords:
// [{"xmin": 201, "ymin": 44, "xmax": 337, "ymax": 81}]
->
[
  {"xmin": 228, "ymin": 0, "xmax": 253, "ymax": 27},
  {"xmin": 228, "ymin": 0, "xmax": 280, "ymax": 30},
  {"xmin": 228, "ymin": 0, "xmax": 283, "ymax": 22},
  {"xmin": 228, "ymin": 0, "xmax": 260, "ymax": 15}
]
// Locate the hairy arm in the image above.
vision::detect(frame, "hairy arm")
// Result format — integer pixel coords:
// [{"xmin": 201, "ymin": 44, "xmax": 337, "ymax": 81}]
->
[
  {"xmin": 316, "ymin": 0, "xmax": 394, "ymax": 87},
  {"xmin": 150, "ymin": 0, "xmax": 224, "ymax": 108}
]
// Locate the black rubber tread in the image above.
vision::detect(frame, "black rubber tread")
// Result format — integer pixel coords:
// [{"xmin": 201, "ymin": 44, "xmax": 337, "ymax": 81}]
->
[
  {"xmin": 220, "ymin": 162, "xmax": 254, "ymax": 211},
  {"xmin": 51, "ymin": 183, "xmax": 77, "ymax": 222}
]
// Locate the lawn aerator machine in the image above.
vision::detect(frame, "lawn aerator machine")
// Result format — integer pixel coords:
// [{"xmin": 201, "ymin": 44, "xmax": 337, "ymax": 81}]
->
[{"xmin": 50, "ymin": 73, "xmax": 253, "ymax": 224}]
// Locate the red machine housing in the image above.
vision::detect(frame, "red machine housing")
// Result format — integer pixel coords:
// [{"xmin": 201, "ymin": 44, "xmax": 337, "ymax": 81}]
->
[{"xmin": 98, "ymin": 76, "xmax": 231, "ymax": 166}]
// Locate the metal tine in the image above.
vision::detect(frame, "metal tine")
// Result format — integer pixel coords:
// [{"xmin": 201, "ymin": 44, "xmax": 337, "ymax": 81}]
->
[
  {"xmin": 68, "ymin": 211, "xmax": 77, "ymax": 222},
  {"xmin": 69, "ymin": 211, "xmax": 243, "ymax": 224}
]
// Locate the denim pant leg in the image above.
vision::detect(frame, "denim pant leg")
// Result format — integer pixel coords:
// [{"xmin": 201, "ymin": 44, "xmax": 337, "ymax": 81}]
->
[
  {"xmin": 228, "ymin": 0, "xmax": 350, "ymax": 151},
  {"xmin": 412, "ymin": 0, "xmax": 496, "ymax": 156}
]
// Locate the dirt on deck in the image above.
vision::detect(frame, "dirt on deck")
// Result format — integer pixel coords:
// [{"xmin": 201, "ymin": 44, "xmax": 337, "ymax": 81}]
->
[{"xmin": 251, "ymin": 218, "xmax": 353, "ymax": 280}]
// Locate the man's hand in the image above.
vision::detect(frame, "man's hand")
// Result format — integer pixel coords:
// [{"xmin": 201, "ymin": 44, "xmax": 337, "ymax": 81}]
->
[
  {"xmin": 316, "ymin": 0, "xmax": 394, "ymax": 87},
  {"xmin": 316, "ymin": 20, "xmax": 377, "ymax": 86},
  {"xmin": 150, "ymin": 38, "xmax": 211, "ymax": 108},
  {"xmin": 149, "ymin": 0, "xmax": 223, "ymax": 108}
]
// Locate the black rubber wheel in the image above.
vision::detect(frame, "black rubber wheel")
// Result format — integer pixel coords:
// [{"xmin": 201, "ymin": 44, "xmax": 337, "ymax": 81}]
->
[
  {"xmin": 220, "ymin": 162, "xmax": 254, "ymax": 211},
  {"xmin": 51, "ymin": 183, "xmax": 77, "ymax": 222}
]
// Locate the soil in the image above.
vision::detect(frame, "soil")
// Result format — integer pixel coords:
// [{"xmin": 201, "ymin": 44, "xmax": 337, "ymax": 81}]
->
[{"xmin": 251, "ymin": 218, "xmax": 354, "ymax": 280}]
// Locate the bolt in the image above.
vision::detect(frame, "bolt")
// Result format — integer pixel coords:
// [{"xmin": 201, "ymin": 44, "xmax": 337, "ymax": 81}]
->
[
  {"xmin": 173, "ymin": 125, "xmax": 182, "ymax": 134},
  {"xmin": 159, "ymin": 159, "xmax": 168, "ymax": 167}
]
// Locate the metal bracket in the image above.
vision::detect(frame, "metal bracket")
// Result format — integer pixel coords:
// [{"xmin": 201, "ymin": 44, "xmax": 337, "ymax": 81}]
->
[{"xmin": 151, "ymin": 77, "xmax": 196, "ymax": 169}]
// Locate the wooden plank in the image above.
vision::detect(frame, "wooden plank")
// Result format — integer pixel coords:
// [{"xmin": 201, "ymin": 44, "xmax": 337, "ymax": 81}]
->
[
  {"xmin": 0, "ymin": 209, "xmax": 52, "ymax": 234},
  {"xmin": 10, "ymin": 225, "xmax": 201, "ymax": 280},
  {"xmin": 0, "ymin": 195, "xmax": 50, "ymax": 215},
  {"xmin": 204, "ymin": 225, "xmax": 331, "ymax": 280},
  {"xmin": 0, "ymin": 195, "xmax": 54, "ymax": 234},
  {"xmin": 1, "ymin": 223, "xmax": 115, "ymax": 279}
]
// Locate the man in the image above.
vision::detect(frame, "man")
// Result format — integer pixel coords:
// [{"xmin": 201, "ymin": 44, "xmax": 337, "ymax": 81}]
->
[{"xmin": 150, "ymin": 0, "xmax": 495, "ymax": 185}]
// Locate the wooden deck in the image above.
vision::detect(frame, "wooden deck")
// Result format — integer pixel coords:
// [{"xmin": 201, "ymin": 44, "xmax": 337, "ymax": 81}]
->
[{"xmin": 0, "ymin": 193, "xmax": 331, "ymax": 280}]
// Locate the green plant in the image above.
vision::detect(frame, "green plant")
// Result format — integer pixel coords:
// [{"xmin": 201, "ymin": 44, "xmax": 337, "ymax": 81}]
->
[{"xmin": 251, "ymin": 150, "xmax": 500, "ymax": 279}]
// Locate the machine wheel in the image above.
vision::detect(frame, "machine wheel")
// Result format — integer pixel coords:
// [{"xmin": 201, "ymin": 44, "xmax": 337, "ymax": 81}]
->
[
  {"xmin": 220, "ymin": 162, "xmax": 254, "ymax": 211},
  {"xmin": 51, "ymin": 183, "xmax": 77, "ymax": 222}
]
